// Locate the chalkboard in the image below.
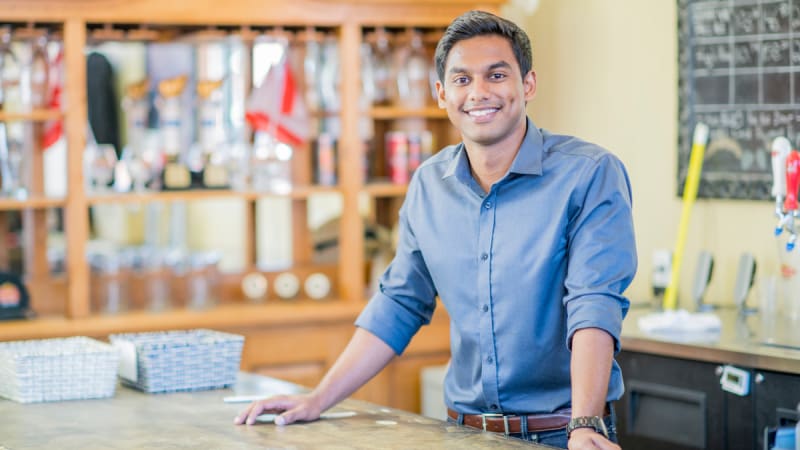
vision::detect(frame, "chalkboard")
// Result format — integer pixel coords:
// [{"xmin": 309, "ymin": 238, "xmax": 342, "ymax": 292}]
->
[{"xmin": 678, "ymin": 0, "xmax": 800, "ymax": 200}]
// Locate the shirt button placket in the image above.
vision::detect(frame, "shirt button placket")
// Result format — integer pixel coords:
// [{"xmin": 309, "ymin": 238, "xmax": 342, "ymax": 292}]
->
[{"xmin": 478, "ymin": 192, "xmax": 499, "ymax": 412}]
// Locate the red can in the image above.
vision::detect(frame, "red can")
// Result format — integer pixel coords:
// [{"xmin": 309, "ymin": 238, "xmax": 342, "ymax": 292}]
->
[
  {"xmin": 316, "ymin": 132, "xmax": 337, "ymax": 186},
  {"xmin": 407, "ymin": 132, "xmax": 422, "ymax": 175},
  {"xmin": 385, "ymin": 131, "xmax": 409, "ymax": 184}
]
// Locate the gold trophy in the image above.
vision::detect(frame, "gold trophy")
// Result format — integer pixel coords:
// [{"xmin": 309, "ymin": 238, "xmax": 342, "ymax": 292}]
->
[
  {"xmin": 120, "ymin": 79, "xmax": 161, "ymax": 192},
  {"xmin": 196, "ymin": 78, "xmax": 228, "ymax": 188},
  {"xmin": 156, "ymin": 75, "xmax": 191, "ymax": 190}
]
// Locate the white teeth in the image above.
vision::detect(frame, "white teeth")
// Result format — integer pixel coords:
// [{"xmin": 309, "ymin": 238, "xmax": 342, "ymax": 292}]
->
[{"xmin": 468, "ymin": 109, "xmax": 498, "ymax": 117}]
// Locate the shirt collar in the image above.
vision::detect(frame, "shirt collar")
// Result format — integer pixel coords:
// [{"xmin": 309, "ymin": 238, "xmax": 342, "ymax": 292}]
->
[{"xmin": 442, "ymin": 117, "xmax": 544, "ymax": 183}]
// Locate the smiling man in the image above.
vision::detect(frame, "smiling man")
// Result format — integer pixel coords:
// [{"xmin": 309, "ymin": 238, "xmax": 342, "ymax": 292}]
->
[{"xmin": 236, "ymin": 10, "xmax": 636, "ymax": 450}]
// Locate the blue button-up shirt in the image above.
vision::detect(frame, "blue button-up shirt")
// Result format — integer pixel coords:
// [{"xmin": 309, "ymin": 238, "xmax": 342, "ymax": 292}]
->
[{"xmin": 355, "ymin": 118, "xmax": 637, "ymax": 415}]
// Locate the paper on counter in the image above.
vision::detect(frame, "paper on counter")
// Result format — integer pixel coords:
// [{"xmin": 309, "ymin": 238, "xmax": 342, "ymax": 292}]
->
[
  {"xmin": 255, "ymin": 411, "xmax": 357, "ymax": 423},
  {"xmin": 638, "ymin": 309, "xmax": 722, "ymax": 335},
  {"xmin": 224, "ymin": 395, "xmax": 270, "ymax": 403},
  {"xmin": 112, "ymin": 340, "xmax": 138, "ymax": 383}
]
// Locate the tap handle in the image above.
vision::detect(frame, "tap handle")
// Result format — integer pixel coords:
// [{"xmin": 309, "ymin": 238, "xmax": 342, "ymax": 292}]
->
[
  {"xmin": 788, "ymin": 231, "xmax": 797, "ymax": 251},
  {"xmin": 784, "ymin": 150, "xmax": 800, "ymax": 212},
  {"xmin": 772, "ymin": 137, "xmax": 792, "ymax": 200}
]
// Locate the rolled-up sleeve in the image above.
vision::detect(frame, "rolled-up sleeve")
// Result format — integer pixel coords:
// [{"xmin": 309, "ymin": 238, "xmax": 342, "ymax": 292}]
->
[
  {"xmin": 355, "ymin": 180, "xmax": 438, "ymax": 356},
  {"xmin": 563, "ymin": 154, "xmax": 637, "ymax": 353}
]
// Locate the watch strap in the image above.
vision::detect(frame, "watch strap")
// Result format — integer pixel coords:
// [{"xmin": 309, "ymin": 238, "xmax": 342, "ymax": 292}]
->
[{"xmin": 566, "ymin": 416, "xmax": 609, "ymax": 439}]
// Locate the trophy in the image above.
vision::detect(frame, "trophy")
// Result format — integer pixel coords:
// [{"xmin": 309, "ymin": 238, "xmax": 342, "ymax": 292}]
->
[
  {"xmin": 195, "ymin": 78, "xmax": 228, "ymax": 188},
  {"xmin": 119, "ymin": 78, "xmax": 160, "ymax": 192},
  {"xmin": 29, "ymin": 33, "xmax": 49, "ymax": 110},
  {"xmin": 156, "ymin": 75, "xmax": 191, "ymax": 190},
  {"xmin": 0, "ymin": 27, "xmax": 26, "ymax": 199}
]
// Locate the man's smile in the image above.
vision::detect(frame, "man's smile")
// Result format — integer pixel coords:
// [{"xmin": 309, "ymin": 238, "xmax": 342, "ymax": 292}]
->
[{"xmin": 464, "ymin": 106, "xmax": 501, "ymax": 121}]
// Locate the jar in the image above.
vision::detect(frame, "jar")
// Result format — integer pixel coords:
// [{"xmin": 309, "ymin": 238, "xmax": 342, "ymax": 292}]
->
[
  {"xmin": 164, "ymin": 248, "xmax": 189, "ymax": 309},
  {"xmin": 185, "ymin": 251, "xmax": 221, "ymax": 310},
  {"xmin": 139, "ymin": 247, "xmax": 171, "ymax": 312},
  {"xmin": 89, "ymin": 251, "xmax": 130, "ymax": 315}
]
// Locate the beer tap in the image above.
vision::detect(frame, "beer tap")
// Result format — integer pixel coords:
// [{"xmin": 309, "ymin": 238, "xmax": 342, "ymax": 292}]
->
[
  {"xmin": 772, "ymin": 137, "xmax": 792, "ymax": 236},
  {"xmin": 783, "ymin": 149, "xmax": 800, "ymax": 250}
]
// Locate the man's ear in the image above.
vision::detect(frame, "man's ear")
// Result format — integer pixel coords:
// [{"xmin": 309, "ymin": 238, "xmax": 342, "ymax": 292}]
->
[
  {"xmin": 523, "ymin": 70, "xmax": 537, "ymax": 101},
  {"xmin": 436, "ymin": 80, "xmax": 446, "ymax": 108}
]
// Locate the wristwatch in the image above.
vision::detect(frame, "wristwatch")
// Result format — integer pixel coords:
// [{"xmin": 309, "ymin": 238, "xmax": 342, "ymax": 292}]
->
[{"xmin": 566, "ymin": 416, "xmax": 609, "ymax": 439}]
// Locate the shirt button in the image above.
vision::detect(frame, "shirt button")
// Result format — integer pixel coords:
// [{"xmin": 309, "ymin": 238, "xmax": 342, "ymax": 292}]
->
[
  {"xmin": 480, "ymin": 253, "xmax": 488, "ymax": 261},
  {"xmin": 487, "ymin": 356, "xmax": 494, "ymax": 364},
  {"xmin": 484, "ymin": 202, "xmax": 492, "ymax": 209},
  {"xmin": 490, "ymin": 404, "xmax": 498, "ymax": 410},
  {"xmin": 482, "ymin": 305, "xmax": 488, "ymax": 312}
]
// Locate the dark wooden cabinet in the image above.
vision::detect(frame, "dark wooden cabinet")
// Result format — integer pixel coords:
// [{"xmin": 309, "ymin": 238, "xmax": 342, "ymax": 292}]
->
[
  {"xmin": 754, "ymin": 370, "xmax": 800, "ymax": 450},
  {"xmin": 616, "ymin": 351, "xmax": 756, "ymax": 450}
]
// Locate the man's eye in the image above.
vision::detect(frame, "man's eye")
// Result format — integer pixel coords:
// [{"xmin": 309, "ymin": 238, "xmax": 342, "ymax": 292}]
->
[
  {"xmin": 490, "ymin": 72, "xmax": 507, "ymax": 80},
  {"xmin": 453, "ymin": 76, "xmax": 469, "ymax": 85}
]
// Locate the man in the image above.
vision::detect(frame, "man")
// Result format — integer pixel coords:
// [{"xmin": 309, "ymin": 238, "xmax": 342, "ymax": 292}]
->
[{"xmin": 236, "ymin": 10, "xmax": 636, "ymax": 450}]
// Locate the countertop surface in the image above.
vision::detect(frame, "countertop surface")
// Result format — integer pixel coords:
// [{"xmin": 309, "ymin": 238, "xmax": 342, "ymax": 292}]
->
[
  {"xmin": 621, "ymin": 305, "xmax": 800, "ymax": 374},
  {"xmin": 0, "ymin": 373, "xmax": 549, "ymax": 450}
]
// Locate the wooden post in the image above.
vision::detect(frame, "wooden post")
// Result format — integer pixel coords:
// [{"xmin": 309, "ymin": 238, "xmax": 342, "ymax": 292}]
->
[
  {"xmin": 63, "ymin": 19, "xmax": 90, "ymax": 318},
  {"xmin": 337, "ymin": 21, "xmax": 364, "ymax": 303}
]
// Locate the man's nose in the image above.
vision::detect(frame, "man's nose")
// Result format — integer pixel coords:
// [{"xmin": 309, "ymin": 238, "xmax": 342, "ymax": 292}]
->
[{"xmin": 468, "ymin": 78, "xmax": 490, "ymax": 101}]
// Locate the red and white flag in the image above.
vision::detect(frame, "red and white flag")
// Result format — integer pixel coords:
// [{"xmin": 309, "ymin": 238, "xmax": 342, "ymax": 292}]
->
[
  {"xmin": 42, "ymin": 46, "xmax": 63, "ymax": 149},
  {"xmin": 245, "ymin": 48, "xmax": 310, "ymax": 146}
]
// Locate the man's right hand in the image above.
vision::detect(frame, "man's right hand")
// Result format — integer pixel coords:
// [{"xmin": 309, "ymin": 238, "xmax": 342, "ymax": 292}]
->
[
  {"xmin": 234, "ymin": 393, "xmax": 323, "ymax": 426},
  {"xmin": 234, "ymin": 328, "xmax": 396, "ymax": 427}
]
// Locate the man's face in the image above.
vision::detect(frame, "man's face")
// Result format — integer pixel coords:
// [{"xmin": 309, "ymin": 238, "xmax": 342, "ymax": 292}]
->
[{"xmin": 436, "ymin": 35, "xmax": 536, "ymax": 148}]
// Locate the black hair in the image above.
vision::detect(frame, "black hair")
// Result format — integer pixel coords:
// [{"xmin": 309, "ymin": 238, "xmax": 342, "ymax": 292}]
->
[{"xmin": 434, "ymin": 10, "xmax": 533, "ymax": 82}]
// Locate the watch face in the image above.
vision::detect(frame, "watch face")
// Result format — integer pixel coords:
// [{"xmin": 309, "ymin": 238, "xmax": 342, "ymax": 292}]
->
[{"xmin": 567, "ymin": 416, "xmax": 608, "ymax": 439}]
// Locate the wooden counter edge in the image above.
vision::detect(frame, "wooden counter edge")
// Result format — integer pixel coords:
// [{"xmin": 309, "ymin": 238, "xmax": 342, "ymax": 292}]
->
[
  {"xmin": 621, "ymin": 335, "xmax": 800, "ymax": 375},
  {"xmin": 0, "ymin": 301, "xmax": 366, "ymax": 341}
]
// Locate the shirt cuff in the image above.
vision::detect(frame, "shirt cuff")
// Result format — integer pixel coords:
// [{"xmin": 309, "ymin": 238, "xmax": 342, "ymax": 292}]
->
[
  {"xmin": 565, "ymin": 295, "xmax": 625, "ymax": 353},
  {"xmin": 355, "ymin": 291, "xmax": 425, "ymax": 355}
]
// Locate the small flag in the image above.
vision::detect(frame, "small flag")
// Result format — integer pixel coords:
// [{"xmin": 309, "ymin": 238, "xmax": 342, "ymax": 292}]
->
[
  {"xmin": 245, "ymin": 45, "xmax": 310, "ymax": 146},
  {"xmin": 42, "ymin": 46, "xmax": 63, "ymax": 149}
]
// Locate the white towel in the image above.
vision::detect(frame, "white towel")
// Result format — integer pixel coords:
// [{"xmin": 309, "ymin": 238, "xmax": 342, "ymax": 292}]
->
[{"xmin": 637, "ymin": 309, "xmax": 722, "ymax": 337}]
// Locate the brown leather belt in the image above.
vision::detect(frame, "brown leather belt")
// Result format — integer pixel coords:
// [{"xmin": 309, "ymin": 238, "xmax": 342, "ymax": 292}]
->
[{"xmin": 447, "ymin": 404, "xmax": 611, "ymax": 435}]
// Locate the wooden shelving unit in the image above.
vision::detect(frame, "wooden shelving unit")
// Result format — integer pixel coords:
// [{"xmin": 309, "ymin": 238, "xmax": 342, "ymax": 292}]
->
[
  {"xmin": 362, "ymin": 181, "xmax": 408, "ymax": 198},
  {"xmin": 369, "ymin": 106, "xmax": 449, "ymax": 120},
  {"xmin": 0, "ymin": 196, "xmax": 66, "ymax": 211},
  {"xmin": 85, "ymin": 185, "xmax": 341, "ymax": 205},
  {"xmin": 0, "ymin": 109, "xmax": 63, "ymax": 122},
  {"xmin": 0, "ymin": 0, "xmax": 501, "ymax": 414}
]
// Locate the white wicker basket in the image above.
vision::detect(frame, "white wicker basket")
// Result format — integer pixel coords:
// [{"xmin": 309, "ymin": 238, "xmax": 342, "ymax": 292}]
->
[
  {"xmin": 0, "ymin": 336, "xmax": 119, "ymax": 403},
  {"xmin": 108, "ymin": 329, "xmax": 244, "ymax": 393}
]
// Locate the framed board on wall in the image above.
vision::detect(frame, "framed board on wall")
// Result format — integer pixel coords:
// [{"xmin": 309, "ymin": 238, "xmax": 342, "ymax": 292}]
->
[{"xmin": 678, "ymin": 0, "xmax": 799, "ymax": 200}]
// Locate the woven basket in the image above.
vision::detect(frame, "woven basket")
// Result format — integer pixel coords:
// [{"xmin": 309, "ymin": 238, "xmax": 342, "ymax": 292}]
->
[
  {"xmin": 108, "ymin": 329, "xmax": 244, "ymax": 393},
  {"xmin": 0, "ymin": 336, "xmax": 119, "ymax": 403}
]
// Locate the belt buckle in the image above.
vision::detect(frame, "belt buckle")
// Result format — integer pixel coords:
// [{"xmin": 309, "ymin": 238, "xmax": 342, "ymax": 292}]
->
[{"xmin": 480, "ymin": 413, "xmax": 510, "ymax": 436}]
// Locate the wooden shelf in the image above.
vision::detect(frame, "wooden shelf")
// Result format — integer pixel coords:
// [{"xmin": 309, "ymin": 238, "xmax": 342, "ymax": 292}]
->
[
  {"xmin": 0, "ymin": 109, "xmax": 63, "ymax": 122},
  {"xmin": 369, "ymin": 106, "xmax": 447, "ymax": 120},
  {"xmin": 85, "ymin": 185, "xmax": 341, "ymax": 205},
  {"xmin": 0, "ymin": 300, "xmax": 365, "ymax": 341},
  {"xmin": 0, "ymin": 195, "xmax": 67, "ymax": 211},
  {"xmin": 362, "ymin": 181, "xmax": 408, "ymax": 197}
]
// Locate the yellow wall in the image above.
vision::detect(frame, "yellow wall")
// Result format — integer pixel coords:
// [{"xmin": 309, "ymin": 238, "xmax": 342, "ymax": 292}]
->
[{"xmin": 516, "ymin": 1, "xmax": 777, "ymax": 308}]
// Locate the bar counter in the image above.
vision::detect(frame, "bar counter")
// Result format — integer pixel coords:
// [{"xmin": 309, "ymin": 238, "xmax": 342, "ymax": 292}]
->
[
  {"xmin": 0, "ymin": 373, "xmax": 548, "ymax": 449},
  {"xmin": 621, "ymin": 306, "xmax": 800, "ymax": 374}
]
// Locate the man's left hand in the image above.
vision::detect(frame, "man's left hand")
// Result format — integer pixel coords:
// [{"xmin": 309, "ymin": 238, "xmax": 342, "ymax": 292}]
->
[{"xmin": 567, "ymin": 428, "xmax": 621, "ymax": 450}]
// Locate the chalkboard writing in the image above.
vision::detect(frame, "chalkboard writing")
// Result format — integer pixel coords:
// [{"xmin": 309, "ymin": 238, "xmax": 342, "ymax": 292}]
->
[{"xmin": 678, "ymin": 0, "xmax": 800, "ymax": 200}]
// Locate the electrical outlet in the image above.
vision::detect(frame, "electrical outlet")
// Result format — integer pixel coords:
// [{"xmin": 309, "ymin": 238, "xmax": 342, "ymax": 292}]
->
[{"xmin": 652, "ymin": 249, "xmax": 672, "ymax": 296}]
